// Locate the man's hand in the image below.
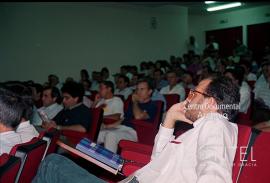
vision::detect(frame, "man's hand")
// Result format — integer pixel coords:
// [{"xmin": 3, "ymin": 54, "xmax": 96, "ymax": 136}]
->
[
  {"xmin": 162, "ymin": 101, "xmax": 193, "ymax": 129},
  {"xmin": 42, "ymin": 120, "xmax": 57, "ymax": 130},
  {"xmin": 132, "ymin": 93, "xmax": 139, "ymax": 103}
]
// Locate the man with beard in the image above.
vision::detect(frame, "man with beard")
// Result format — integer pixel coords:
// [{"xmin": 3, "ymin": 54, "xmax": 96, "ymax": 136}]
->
[{"xmin": 33, "ymin": 76, "xmax": 240, "ymax": 183}]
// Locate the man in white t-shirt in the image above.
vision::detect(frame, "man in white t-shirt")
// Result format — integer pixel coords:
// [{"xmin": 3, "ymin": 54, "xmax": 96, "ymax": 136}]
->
[
  {"xmin": 92, "ymin": 81, "xmax": 126, "ymax": 152},
  {"xmin": 160, "ymin": 70, "xmax": 186, "ymax": 102}
]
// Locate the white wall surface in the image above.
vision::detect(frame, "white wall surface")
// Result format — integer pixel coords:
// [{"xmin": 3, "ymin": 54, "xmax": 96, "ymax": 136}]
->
[
  {"xmin": 188, "ymin": 5, "xmax": 270, "ymax": 54},
  {"xmin": 0, "ymin": 3, "xmax": 188, "ymax": 83}
]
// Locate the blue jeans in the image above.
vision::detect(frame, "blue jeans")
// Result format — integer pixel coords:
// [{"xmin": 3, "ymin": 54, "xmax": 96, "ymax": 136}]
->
[{"xmin": 32, "ymin": 154, "xmax": 106, "ymax": 183}]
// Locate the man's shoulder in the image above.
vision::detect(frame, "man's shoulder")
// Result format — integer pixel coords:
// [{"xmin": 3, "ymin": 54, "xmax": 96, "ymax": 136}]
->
[{"xmin": 201, "ymin": 114, "xmax": 237, "ymax": 134}]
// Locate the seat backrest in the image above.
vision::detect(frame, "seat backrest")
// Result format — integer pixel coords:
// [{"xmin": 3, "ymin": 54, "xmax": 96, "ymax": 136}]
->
[
  {"xmin": 237, "ymin": 131, "xmax": 270, "ymax": 183},
  {"xmin": 38, "ymin": 128, "xmax": 60, "ymax": 159},
  {"xmin": 9, "ymin": 137, "xmax": 47, "ymax": 183},
  {"xmin": 163, "ymin": 94, "xmax": 180, "ymax": 111},
  {"xmin": 132, "ymin": 100, "xmax": 164, "ymax": 145},
  {"xmin": 124, "ymin": 94, "xmax": 132, "ymax": 113},
  {"xmin": 88, "ymin": 107, "xmax": 104, "ymax": 141},
  {"xmin": 232, "ymin": 124, "xmax": 252, "ymax": 183},
  {"xmin": 0, "ymin": 153, "xmax": 21, "ymax": 183}
]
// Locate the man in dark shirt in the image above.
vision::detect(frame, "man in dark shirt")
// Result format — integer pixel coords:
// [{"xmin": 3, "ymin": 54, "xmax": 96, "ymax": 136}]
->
[
  {"xmin": 123, "ymin": 78, "xmax": 157, "ymax": 129},
  {"xmin": 42, "ymin": 81, "xmax": 91, "ymax": 133}
]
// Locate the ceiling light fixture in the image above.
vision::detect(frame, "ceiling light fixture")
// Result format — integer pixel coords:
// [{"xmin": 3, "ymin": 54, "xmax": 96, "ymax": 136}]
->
[
  {"xmin": 205, "ymin": 1, "xmax": 216, "ymax": 4},
  {"xmin": 207, "ymin": 2, "xmax": 242, "ymax": 11}
]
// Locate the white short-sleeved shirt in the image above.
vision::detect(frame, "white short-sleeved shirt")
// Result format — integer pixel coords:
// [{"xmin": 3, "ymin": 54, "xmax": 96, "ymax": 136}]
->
[
  {"xmin": 239, "ymin": 81, "xmax": 251, "ymax": 113},
  {"xmin": 16, "ymin": 121, "xmax": 39, "ymax": 143},
  {"xmin": 0, "ymin": 131, "xmax": 22, "ymax": 155},
  {"xmin": 96, "ymin": 97, "xmax": 124, "ymax": 118},
  {"xmin": 160, "ymin": 84, "xmax": 186, "ymax": 102},
  {"xmin": 114, "ymin": 87, "xmax": 133, "ymax": 100}
]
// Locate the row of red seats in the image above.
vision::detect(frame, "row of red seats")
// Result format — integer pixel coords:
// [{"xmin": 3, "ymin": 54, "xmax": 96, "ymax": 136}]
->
[{"xmin": 0, "ymin": 128, "xmax": 60, "ymax": 183}]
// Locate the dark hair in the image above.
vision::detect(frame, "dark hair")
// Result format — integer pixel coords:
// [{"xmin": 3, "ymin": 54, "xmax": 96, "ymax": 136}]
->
[
  {"xmin": 154, "ymin": 69, "xmax": 164, "ymax": 75},
  {"xmin": 32, "ymin": 83, "xmax": 43, "ymax": 94},
  {"xmin": 224, "ymin": 66, "xmax": 245, "ymax": 86},
  {"xmin": 137, "ymin": 77, "xmax": 154, "ymax": 90},
  {"xmin": 43, "ymin": 86, "xmax": 62, "ymax": 104},
  {"xmin": 80, "ymin": 69, "xmax": 89, "ymax": 79},
  {"xmin": 118, "ymin": 74, "xmax": 130, "ymax": 85},
  {"xmin": 0, "ymin": 87, "xmax": 24, "ymax": 129},
  {"xmin": 205, "ymin": 76, "xmax": 240, "ymax": 121},
  {"xmin": 61, "ymin": 81, "xmax": 84, "ymax": 103},
  {"xmin": 100, "ymin": 81, "xmax": 115, "ymax": 94},
  {"xmin": 3, "ymin": 82, "xmax": 34, "ymax": 121},
  {"xmin": 166, "ymin": 70, "xmax": 177, "ymax": 75},
  {"xmin": 101, "ymin": 67, "xmax": 109, "ymax": 73}
]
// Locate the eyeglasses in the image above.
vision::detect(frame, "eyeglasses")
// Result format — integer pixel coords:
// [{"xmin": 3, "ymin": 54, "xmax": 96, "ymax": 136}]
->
[{"xmin": 187, "ymin": 89, "xmax": 215, "ymax": 100}]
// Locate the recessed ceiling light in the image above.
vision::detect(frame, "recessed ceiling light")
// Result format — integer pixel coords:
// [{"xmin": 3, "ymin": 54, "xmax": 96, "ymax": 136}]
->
[{"xmin": 207, "ymin": 2, "xmax": 242, "ymax": 12}]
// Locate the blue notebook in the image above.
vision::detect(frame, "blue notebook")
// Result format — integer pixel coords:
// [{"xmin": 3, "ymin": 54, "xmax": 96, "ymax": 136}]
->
[{"xmin": 76, "ymin": 138, "xmax": 124, "ymax": 170}]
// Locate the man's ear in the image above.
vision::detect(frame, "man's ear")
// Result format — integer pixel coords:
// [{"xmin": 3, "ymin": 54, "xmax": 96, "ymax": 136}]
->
[
  {"xmin": 148, "ymin": 89, "xmax": 153, "ymax": 96},
  {"xmin": 52, "ymin": 97, "xmax": 57, "ymax": 103},
  {"xmin": 74, "ymin": 97, "xmax": 79, "ymax": 103},
  {"xmin": 209, "ymin": 98, "xmax": 218, "ymax": 111}
]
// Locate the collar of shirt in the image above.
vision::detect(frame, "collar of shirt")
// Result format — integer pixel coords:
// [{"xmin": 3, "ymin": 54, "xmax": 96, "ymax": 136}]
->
[
  {"xmin": 17, "ymin": 120, "xmax": 31, "ymax": 129},
  {"xmin": 193, "ymin": 112, "xmax": 228, "ymax": 128},
  {"xmin": 46, "ymin": 103, "xmax": 60, "ymax": 110},
  {"xmin": 67, "ymin": 102, "xmax": 83, "ymax": 110}
]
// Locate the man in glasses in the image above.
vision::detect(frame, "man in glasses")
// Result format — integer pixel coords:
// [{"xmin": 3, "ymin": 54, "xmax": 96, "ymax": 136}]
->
[{"xmin": 33, "ymin": 76, "xmax": 240, "ymax": 183}]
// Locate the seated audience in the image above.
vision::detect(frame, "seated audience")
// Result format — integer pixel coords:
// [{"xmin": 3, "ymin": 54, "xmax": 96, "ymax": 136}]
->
[
  {"xmin": 32, "ymin": 86, "xmax": 63, "ymax": 126},
  {"xmin": 180, "ymin": 71, "xmax": 195, "ymax": 89},
  {"xmin": 153, "ymin": 69, "xmax": 168, "ymax": 91},
  {"xmin": 114, "ymin": 74, "xmax": 133, "ymax": 100},
  {"xmin": 160, "ymin": 70, "xmax": 185, "ymax": 101},
  {"xmin": 240, "ymin": 61, "xmax": 257, "ymax": 81},
  {"xmin": 5, "ymin": 82, "xmax": 39, "ymax": 142},
  {"xmin": 0, "ymin": 87, "xmax": 24, "ymax": 155},
  {"xmin": 224, "ymin": 66, "xmax": 251, "ymax": 114},
  {"xmin": 48, "ymin": 74, "xmax": 62, "ymax": 89},
  {"xmin": 92, "ymin": 81, "xmax": 125, "ymax": 152},
  {"xmin": 81, "ymin": 79, "xmax": 93, "ymax": 108},
  {"xmin": 79, "ymin": 69, "xmax": 90, "ymax": 83},
  {"xmin": 252, "ymin": 61, "xmax": 270, "ymax": 122},
  {"xmin": 254, "ymin": 61, "xmax": 270, "ymax": 107},
  {"xmin": 33, "ymin": 76, "xmax": 240, "ymax": 183},
  {"xmin": 90, "ymin": 71, "xmax": 102, "ymax": 91},
  {"xmin": 42, "ymin": 81, "xmax": 91, "ymax": 133}
]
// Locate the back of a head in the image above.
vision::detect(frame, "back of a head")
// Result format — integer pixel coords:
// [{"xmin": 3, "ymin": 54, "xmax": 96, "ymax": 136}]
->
[
  {"xmin": 0, "ymin": 87, "xmax": 24, "ymax": 129},
  {"xmin": 61, "ymin": 81, "xmax": 84, "ymax": 103},
  {"xmin": 205, "ymin": 76, "xmax": 240, "ymax": 122},
  {"xmin": 3, "ymin": 82, "xmax": 34, "ymax": 121}
]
